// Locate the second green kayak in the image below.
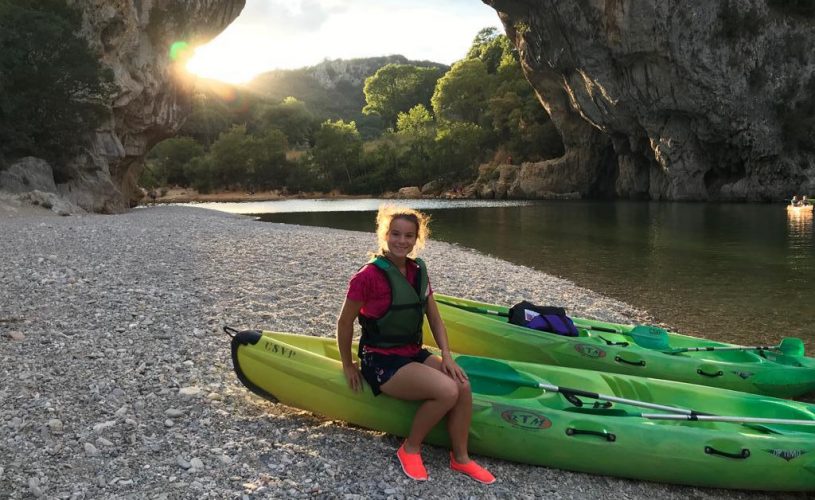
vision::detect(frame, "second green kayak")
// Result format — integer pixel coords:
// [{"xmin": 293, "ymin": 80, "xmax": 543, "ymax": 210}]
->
[{"xmin": 428, "ymin": 294, "xmax": 815, "ymax": 398}]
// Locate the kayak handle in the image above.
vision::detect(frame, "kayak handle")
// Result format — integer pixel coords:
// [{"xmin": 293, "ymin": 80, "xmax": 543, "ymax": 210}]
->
[
  {"xmin": 566, "ymin": 427, "xmax": 616, "ymax": 442},
  {"xmin": 223, "ymin": 326, "xmax": 240, "ymax": 338},
  {"xmin": 614, "ymin": 356, "xmax": 646, "ymax": 367},
  {"xmin": 697, "ymin": 368, "xmax": 724, "ymax": 378},
  {"xmin": 704, "ymin": 446, "xmax": 750, "ymax": 459}
]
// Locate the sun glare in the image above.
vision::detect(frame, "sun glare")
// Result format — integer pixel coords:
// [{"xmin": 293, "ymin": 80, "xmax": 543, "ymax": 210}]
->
[
  {"xmin": 186, "ymin": 43, "xmax": 263, "ymax": 84},
  {"xmin": 183, "ymin": 0, "xmax": 500, "ymax": 85}
]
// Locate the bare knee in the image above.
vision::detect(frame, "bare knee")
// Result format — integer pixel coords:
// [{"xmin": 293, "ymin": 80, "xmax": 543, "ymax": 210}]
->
[
  {"xmin": 435, "ymin": 379, "xmax": 459, "ymax": 408},
  {"xmin": 457, "ymin": 379, "xmax": 471, "ymax": 399}
]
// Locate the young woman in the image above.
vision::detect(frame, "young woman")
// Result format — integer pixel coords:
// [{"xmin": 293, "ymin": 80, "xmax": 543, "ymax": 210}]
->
[{"xmin": 336, "ymin": 205, "xmax": 495, "ymax": 484}]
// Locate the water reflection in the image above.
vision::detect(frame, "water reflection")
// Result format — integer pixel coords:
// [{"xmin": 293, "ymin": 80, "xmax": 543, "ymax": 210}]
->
[
  {"xmin": 786, "ymin": 207, "xmax": 813, "ymax": 274},
  {"xmin": 787, "ymin": 206, "xmax": 813, "ymax": 241}
]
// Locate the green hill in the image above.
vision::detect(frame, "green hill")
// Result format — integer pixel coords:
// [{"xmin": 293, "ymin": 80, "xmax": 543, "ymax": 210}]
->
[{"xmin": 244, "ymin": 55, "xmax": 448, "ymax": 137}]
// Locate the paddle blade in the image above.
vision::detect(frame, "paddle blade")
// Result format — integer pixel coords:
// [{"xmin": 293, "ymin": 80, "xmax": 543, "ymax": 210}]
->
[
  {"xmin": 628, "ymin": 325, "xmax": 671, "ymax": 350},
  {"xmin": 780, "ymin": 337, "xmax": 805, "ymax": 357},
  {"xmin": 456, "ymin": 356, "xmax": 540, "ymax": 396}
]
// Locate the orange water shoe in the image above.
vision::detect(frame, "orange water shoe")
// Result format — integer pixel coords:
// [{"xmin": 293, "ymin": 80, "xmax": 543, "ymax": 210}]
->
[
  {"xmin": 450, "ymin": 452, "xmax": 495, "ymax": 484},
  {"xmin": 397, "ymin": 443, "xmax": 428, "ymax": 481}
]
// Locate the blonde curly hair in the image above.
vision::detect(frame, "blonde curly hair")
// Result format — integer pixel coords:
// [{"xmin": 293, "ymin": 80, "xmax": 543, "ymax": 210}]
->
[{"xmin": 373, "ymin": 204, "xmax": 431, "ymax": 258}]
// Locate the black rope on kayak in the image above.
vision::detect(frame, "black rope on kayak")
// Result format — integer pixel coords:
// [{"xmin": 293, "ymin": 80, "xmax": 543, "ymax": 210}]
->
[
  {"xmin": 223, "ymin": 326, "xmax": 239, "ymax": 338},
  {"xmin": 563, "ymin": 392, "xmax": 583, "ymax": 407}
]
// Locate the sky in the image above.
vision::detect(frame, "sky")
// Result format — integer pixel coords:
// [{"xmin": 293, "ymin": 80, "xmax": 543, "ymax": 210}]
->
[{"xmin": 186, "ymin": 0, "xmax": 501, "ymax": 83}]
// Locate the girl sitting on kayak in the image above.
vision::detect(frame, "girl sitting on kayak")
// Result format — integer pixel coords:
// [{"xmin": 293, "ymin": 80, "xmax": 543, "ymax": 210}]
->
[{"xmin": 336, "ymin": 205, "xmax": 495, "ymax": 484}]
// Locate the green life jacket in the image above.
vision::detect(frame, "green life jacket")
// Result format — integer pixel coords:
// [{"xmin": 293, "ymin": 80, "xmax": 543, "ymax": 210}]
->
[{"xmin": 358, "ymin": 256, "xmax": 428, "ymax": 349}]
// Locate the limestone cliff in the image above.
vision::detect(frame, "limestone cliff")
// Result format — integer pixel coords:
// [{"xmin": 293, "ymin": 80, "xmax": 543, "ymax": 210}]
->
[
  {"xmin": 41, "ymin": 0, "xmax": 244, "ymax": 212},
  {"xmin": 483, "ymin": 0, "xmax": 815, "ymax": 201}
]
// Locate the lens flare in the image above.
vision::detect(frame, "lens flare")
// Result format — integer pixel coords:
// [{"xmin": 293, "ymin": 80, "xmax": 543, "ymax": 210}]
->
[{"xmin": 169, "ymin": 41, "xmax": 191, "ymax": 61}]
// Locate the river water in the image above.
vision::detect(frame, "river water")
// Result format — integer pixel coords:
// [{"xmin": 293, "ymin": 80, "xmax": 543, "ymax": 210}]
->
[{"xmin": 195, "ymin": 199, "xmax": 814, "ymax": 347}]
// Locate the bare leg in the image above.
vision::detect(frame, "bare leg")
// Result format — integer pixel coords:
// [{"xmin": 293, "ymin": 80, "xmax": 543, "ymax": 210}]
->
[
  {"xmin": 379, "ymin": 362, "xmax": 459, "ymax": 453},
  {"xmin": 424, "ymin": 355, "xmax": 473, "ymax": 463}
]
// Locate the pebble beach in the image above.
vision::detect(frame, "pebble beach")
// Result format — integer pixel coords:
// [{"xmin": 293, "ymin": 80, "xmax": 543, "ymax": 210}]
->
[{"xmin": 0, "ymin": 205, "xmax": 804, "ymax": 499}]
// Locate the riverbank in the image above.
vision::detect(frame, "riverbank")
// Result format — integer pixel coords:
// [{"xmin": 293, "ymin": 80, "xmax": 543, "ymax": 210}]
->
[
  {"xmin": 145, "ymin": 187, "xmax": 468, "ymax": 205},
  {"xmin": 0, "ymin": 206, "xmax": 797, "ymax": 499}
]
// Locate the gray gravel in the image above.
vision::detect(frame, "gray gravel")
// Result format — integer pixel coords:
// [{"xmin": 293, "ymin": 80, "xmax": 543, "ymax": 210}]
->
[{"xmin": 0, "ymin": 205, "xmax": 804, "ymax": 499}]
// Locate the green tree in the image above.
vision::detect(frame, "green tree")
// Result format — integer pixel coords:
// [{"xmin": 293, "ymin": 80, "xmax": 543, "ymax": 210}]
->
[
  {"xmin": 183, "ymin": 155, "xmax": 216, "ymax": 193},
  {"xmin": 145, "ymin": 137, "xmax": 205, "ymax": 186},
  {"xmin": 432, "ymin": 122, "xmax": 485, "ymax": 181},
  {"xmin": 312, "ymin": 119, "xmax": 362, "ymax": 188},
  {"xmin": 466, "ymin": 27, "xmax": 516, "ymax": 74},
  {"xmin": 0, "ymin": 0, "xmax": 113, "ymax": 164},
  {"xmin": 179, "ymin": 93, "xmax": 233, "ymax": 148},
  {"xmin": 208, "ymin": 125, "xmax": 255, "ymax": 188},
  {"xmin": 258, "ymin": 97, "xmax": 317, "ymax": 146},
  {"xmin": 396, "ymin": 104, "xmax": 435, "ymax": 136},
  {"xmin": 395, "ymin": 105, "xmax": 436, "ymax": 185},
  {"xmin": 244, "ymin": 129, "xmax": 289, "ymax": 189},
  {"xmin": 431, "ymin": 59, "xmax": 491, "ymax": 124},
  {"xmin": 363, "ymin": 64, "xmax": 441, "ymax": 128}
]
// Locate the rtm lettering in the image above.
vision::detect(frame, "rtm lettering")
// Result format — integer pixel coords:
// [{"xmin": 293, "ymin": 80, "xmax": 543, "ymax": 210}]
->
[
  {"xmin": 500, "ymin": 410, "xmax": 552, "ymax": 430},
  {"xmin": 264, "ymin": 342, "xmax": 295, "ymax": 358}
]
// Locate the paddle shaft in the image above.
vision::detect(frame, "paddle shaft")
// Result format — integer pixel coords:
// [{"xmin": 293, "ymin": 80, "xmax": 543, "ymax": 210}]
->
[
  {"xmin": 670, "ymin": 345, "xmax": 779, "ymax": 353},
  {"xmin": 536, "ymin": 382, "xmax": 702, "ymax": 416},
  {"xmin": 642, "ymin": 413, "xmax": 815, "ymax": 426}
]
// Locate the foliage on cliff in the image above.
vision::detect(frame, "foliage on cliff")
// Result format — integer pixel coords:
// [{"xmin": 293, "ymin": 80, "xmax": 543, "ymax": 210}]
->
[{"xmin": 0, "ymin": 0, "xmax": 112, "ymax": 167}]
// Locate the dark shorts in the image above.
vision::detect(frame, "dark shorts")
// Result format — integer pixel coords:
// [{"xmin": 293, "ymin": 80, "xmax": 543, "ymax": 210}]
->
[{"xmin": 360, "ymin": 348, "xmax": 433, "ymax": 396}]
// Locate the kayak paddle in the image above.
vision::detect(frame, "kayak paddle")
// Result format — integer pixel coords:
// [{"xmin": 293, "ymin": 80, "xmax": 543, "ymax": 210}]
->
[
  {"xmin": 458, "ymin": 356, "xmax": 815, "ymax": 427},
  {"xmin": 664, "ymin": 337, "xmax": 805, "ymax": 357},
  {"xmin": 458, "ymin": 355, "xmax": 705, "ymax": 414},
  {"xmin": 640, "ymin": 413, "xmax": 815, "ymax": 427}
]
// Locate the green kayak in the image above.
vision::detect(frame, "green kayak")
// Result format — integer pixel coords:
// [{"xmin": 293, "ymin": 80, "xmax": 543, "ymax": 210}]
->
[
  {"xmin": 428, "ymin": 294, "xmax": 815, "ymax": 398},
  {"xmin": 229, "ymin": 329, "xmax": 815, "ymax": 491}
]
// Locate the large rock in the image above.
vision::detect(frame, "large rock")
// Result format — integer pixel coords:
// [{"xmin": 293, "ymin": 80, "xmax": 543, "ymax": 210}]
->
[
  {"xmin": 15, "ymin": 1, "xmax": 245, "ymax": 213},
  {"xmin": 484, "ymin": 0, "xmax": 815, "ymax": 201},
  {"xmin": 0, "ymin": 158, "xmax": 57, "ymax": 194}
]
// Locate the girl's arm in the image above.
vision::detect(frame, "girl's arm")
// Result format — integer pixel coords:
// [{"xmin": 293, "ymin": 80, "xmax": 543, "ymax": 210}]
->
[
  {"xmin": 426, "ymin": 295, "xmax": 468, "ymax": 383},
  {"xmin": 337, "ymin": 297, "xmax": 364, "ymax": 391}
]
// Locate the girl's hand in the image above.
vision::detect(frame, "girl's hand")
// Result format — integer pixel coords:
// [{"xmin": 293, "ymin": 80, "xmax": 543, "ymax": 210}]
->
[
  {"xmin": 441, "ymin": 353, "xmax": 468, "ymax": 384},
  {"xmin": 343, "ymin": 362, "xmax": 363, "ymax": 392}
]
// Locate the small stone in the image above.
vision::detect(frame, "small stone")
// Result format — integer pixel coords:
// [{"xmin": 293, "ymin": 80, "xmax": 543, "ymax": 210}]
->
[
  {"xmin": 178, "ymin": 387, "xmax": 201, "ymax": 397},
  {"xmin": 206, "ymin": 392, "xmax": 222, "ymax": 401},
  {"xmin": 164, "ymin": 408, "xmax": 184, "ymax": 418},
  {"xmin": 164, "ymin": 419, "xmax": 174, "ymax": 428},
  {"xmin": 189, "ymin": 458, "xmax": 204, "ymax": 470},
  {"xmin": 93, "ymin": 420, "xmax": 116, "ymax": 433},
  {"xmin": 96, "ymin": 437, "xmax": 113, "ymax": 447},
  {"xmin": 84, "ymin": 442, "xmax": 99, "ymax": 457},
  {"xmin": 176, "ymin": 456, "xmax": 191, "ymax": 469},
  {"xmin": 47, "ymin": 418, "xmax": 64, "ymax": 434},
  {"xmin": 114, "ymin": 405, "xmax": 128, "ymax": 417},
  {"xmin": 28, "ymin": 477, "xmax": 43, "ymax": 497},
  {"xmin": 219, "ymin": 454, "xmax": 232, "ymax": 465}
]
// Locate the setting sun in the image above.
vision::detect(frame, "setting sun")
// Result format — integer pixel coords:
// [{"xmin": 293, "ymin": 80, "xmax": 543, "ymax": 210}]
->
[{"xmin": 185, "ymin": 0, "xmax": 499, "ymax": 84}]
